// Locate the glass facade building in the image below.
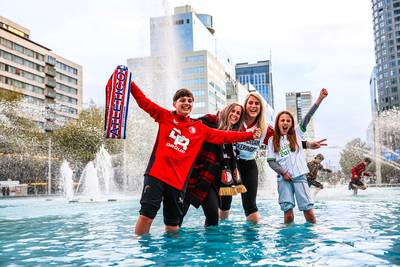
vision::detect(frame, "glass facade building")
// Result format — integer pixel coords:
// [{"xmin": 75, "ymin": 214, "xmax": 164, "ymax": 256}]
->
[
  {"xmin": 129, "ymin": 5, "xmax": 238, "ymax": 116},
  {"xmin": 235, "ymin": 60, "xmax": 274, "ymax": 108},
  {"xmin": 371, "ymin": 0, "xmax": 400, "ymax": 111}
]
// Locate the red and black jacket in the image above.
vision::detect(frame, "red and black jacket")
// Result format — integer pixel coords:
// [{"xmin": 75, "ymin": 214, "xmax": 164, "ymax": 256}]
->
[
  {"xmin": 186, "ymin": 114, "xmax": 223, "ymax": 208},
  {"xmin": 351, "ymin": 162, "xmax": 369, "ymax": 181}
]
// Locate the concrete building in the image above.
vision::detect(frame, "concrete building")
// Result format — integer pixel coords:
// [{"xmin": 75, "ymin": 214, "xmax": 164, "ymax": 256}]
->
[
  {"xmin": 226, "ymin": 80, "xmax": 254, "ymax": 107},
  {"xmin": 371, "ymin": 0, "xmax": 400, "ymax": 111},
  {"xmin": 286, "ymin": 91, "xmax": 316, "ymax": 160},
  {"xmin": 235, "ymin": 60, "xmax": 274, "ymax": 108},
  {"xmin": 0, "ymin": 16, "xmax": 82, "ymax": 129}
]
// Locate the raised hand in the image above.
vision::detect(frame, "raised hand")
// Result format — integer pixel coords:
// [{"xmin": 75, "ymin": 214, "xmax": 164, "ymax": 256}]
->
[
  {"xmin": 308, "ymin": 139, "xmax": 328, "ymax": 149},
  {"xmin": 320, "ymin": 88, "xmax": 328, "ymax": 99},
  {"xmin": 315, "ymin": 88, "xmax": 328, "ymax": 105}
]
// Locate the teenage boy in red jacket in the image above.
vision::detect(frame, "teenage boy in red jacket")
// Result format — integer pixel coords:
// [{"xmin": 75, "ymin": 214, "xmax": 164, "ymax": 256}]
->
[
  {"xmin": 130, "ymin": 81, "xmax": 261, "ymax": 235},
  {"xmin": 349, "ymin": 157, "xmax": 372, "ymax": 191}
]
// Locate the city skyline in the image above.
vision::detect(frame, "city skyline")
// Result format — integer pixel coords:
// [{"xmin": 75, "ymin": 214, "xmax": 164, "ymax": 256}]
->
[{"xmin": 1, "ymin": 0, "xmax": 375, "ymax": 166}]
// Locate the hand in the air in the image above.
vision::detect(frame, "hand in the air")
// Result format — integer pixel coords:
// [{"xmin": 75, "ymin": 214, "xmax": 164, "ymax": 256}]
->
[
  {"xmin": 309, "ymin": 139, "xmax": 328, "ymax": 149},
  {"xmin": 319, "ymin": 88, "xmax": 328, "ymax": 99}
]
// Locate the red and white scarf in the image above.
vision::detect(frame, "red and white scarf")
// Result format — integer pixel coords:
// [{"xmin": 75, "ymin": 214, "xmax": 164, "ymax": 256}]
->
[{"xmin": 104, "ymin": 65, "xmax": 131, "ymax": 139}]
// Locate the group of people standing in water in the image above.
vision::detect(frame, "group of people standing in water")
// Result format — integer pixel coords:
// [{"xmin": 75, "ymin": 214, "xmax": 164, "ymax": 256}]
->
[{"xmin": 129, "ymin": 78, "xmax": 328, "ymax": 235}]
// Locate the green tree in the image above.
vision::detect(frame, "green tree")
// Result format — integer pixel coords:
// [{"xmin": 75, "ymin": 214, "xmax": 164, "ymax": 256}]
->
[
  {"xmin": 0, "ymin": 90, "xmax": 49, "ymax": 183},
  {"xmin": 52, "ymin": 102, "xmax": 122, "ymax": 165},
  {"xmin": 0, "ymin": 90, "xmax": 46, "ymax": 155}
]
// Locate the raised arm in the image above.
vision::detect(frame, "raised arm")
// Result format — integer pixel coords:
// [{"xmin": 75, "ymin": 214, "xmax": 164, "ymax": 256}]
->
[
  {"xmin": 204, "ymin": 127, "xmax": 258, "ymax": 144},
  {"xmin": 130, "ymin": 81, "xmax": 169, "ymax": 121},
  {"xmin": 300, "ymin": 88, "xmax": 328, "ymax": 131}
]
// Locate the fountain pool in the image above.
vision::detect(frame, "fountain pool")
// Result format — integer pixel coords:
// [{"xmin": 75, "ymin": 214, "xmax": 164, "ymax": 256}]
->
[{"xmin": 0, "ymin": 187, "xmax": 399, "ymax": 266}]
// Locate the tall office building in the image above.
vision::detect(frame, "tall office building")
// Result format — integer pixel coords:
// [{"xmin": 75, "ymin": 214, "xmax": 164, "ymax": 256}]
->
[
  {"xmin": 128, "ymin": 50, "xmax": 229, "ymax": 115},
  {"xmin": 286, "ymin": 91, "xmax": 315, "ymax": 160},
  {"xmin": 235, "ymin": 60, "xmax": 274, "ymax": 108},
  {"xmin": 371, "ymin": 1, "xmax": 400, "ymax": 166},
  {"xmin": 371, "ymin": 0, "xmax": 400, "ymax": 111},
  {"xmin": 128, "ymin": 5, "xmax": 239, "ymax": 115},
  {"xmin": 0, "ymin": 16, "xmax": 82, "ymax": 129}
]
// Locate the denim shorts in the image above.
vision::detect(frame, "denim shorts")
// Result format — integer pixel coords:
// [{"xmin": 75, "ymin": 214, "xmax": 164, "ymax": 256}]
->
[{"xmin": 277, "ymin": 174, "xmax": 314, "ymax": 212}]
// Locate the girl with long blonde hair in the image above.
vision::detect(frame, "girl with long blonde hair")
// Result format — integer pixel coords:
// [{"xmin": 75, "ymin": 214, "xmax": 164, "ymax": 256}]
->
[{"xmin": 220, "ymin": 92, "xmax": 274, "ymax": 223}]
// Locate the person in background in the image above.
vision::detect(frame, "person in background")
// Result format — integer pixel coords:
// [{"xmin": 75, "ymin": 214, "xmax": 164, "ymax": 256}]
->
[
  {"xmin": 349, "ymin": 157, "xmax": 372, "ymax": 192},
  {"xmin": 306, "ymin": 153, "xmax": 332, "ymax": 195}
]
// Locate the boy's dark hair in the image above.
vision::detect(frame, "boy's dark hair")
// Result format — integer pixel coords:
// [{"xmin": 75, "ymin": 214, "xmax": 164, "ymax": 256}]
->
[
  {"xmin": 173, "ymin": 88, "xmax": 194, "ymax": 102},
  {"xmin": 364, "ymin": 157, "xmax": 371, "ymax": 164},
  {"xmin": 315, "ymin": 154, "xmax": 324, "ymax": 161}
]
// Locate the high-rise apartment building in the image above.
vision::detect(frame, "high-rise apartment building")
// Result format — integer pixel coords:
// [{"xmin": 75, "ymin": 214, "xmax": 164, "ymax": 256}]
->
[
  {"xmin": 0, "ymin": 16, "xmax": 82, "ymax": 129},
  {"xmin": 285, "ymin": 91, "xmax": 315, "ymax": 138},
  {"xmin": 128, "ymin": 5, "xmax": 239, "ymax": 115},
  {"xmin": 371, "ymin": 0, "xmax": 400, "ymax": 111},
  {"xmin": 286, "ymin": 91, "xmax": 315, "ymax": 160},
  {"xmin": 235, "ymin": 60, "xmax": 274, "ymax": 108}
]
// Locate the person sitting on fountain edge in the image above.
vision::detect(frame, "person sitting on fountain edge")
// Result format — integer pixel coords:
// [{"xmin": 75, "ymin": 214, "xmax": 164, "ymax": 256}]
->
[
  {"xmin": 306, "ymin": 153, "xmax": 332, "ymax": 194},
  {"xmin": 130, "ymin": 80, "xmax": 261, "ymax": 235},
  {"xmin": 349, "ymin": 157, "xmax": 372, "ymax": 191}
]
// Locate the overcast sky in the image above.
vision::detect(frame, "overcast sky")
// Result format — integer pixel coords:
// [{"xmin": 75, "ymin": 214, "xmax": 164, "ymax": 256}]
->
[{"xmin": 2, "ymin": 0, "xmax": 375, "ymax": 166}]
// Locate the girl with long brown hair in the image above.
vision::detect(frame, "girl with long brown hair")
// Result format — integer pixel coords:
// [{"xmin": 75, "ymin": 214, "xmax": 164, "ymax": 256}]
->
[{"xmin": 267, "ymin": 88, "xmax": 328, "ymax": 224}]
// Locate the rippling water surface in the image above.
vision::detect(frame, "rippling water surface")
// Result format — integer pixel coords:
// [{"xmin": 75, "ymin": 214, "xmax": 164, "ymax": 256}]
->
[{"xmin": 0, "ymin": 187, "xmax": 399, "ymax": 266}]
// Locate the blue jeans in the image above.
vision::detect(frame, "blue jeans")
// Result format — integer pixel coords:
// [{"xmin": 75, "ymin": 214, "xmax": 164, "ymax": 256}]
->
[{"xmin": 277, "ymin": 174, "xmax": 314, "ymax": 212}]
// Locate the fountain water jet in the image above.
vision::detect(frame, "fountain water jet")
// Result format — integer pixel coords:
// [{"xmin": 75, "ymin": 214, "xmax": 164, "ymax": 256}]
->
[
  {"xmin": 95, "ymin": 145, "xmax": 114, "ymax": 195},
  {"xmin": 60, "ymin": 160, "xmax": 74, "ymax": 200},
  {"xmin": 73, "ymin": 146, "xmax": 120, "ymax": 202},
  {"xmin": 78, "ymin": 161, "xmax": 101, "ymax": 201}
]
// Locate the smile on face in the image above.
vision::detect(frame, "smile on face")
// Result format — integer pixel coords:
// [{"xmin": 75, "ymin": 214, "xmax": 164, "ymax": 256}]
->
[
  {"xmin": 174, "ymin": 96, "xmax": 193, "ymax": 116},
  {"xmin": 245, "ymin": 96, "xmax": 261, "ymax": 119},
  {"xmin": 228, "ymin": 105, "xmax": 242, "ymax": 125},
  {"xmin": 278, "ymin": 113, "xmax": 293, "ymax": 135}
]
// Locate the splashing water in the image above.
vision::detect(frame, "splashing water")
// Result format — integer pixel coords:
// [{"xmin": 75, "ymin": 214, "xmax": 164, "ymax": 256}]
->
[
  {"xmin": 95, "ymin": 145, "xmax": 114, "ymax": 195},
  {"xmin": 78, "ymin": 161, "xmax": 101, "ymax": 201}
]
